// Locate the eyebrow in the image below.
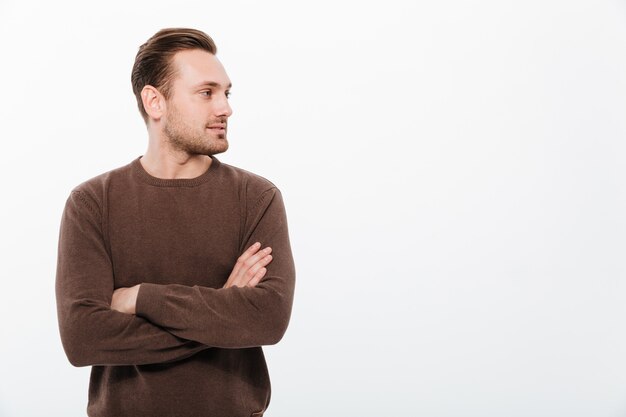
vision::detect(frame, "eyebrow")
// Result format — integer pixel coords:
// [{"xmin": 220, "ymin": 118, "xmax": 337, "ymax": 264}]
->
[{"xmin": 195, "ymin": 81, "xmax": 232, "ymax": 89}]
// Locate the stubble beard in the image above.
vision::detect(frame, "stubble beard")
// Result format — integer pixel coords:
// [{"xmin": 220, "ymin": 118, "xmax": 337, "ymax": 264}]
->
[{"xmin": 163, "ymin": 105, "xmax": 229, "ymax": 156}]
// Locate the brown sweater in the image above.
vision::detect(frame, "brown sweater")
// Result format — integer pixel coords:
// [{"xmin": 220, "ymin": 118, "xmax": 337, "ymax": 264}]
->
[{"xmin": 55, "ymin": 155, "xmax": 295, "ymax": 417}]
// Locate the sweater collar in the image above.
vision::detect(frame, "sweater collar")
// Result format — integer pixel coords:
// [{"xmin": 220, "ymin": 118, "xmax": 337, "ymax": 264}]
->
[{"xmin": 131, "ymin": 155, "xmax": 221, "ymax": 187}]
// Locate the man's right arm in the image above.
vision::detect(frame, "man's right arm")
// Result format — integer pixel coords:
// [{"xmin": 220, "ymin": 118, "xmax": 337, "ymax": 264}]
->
[{"xmin": 55, "ymin": 190, "xmax": 209, "ymax": 367}]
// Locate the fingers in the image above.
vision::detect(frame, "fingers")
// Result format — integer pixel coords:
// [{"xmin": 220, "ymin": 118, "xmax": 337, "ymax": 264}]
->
[
  {"xmin": 230, "ymin": 242, "xmax": 261, "ymax": 276},
  {"xmin": 247, "ymin": 267, "xmax": 267, "ymax": 287},
  {"xmin": 240, "ymin": 241, "xmax": 262, "ymax": 260},
  {"xmin": 223, "ymin": 242, "xmax": 274, "ymax": 288},
  {"xmin": 233, "ymin": 243, "xmax": 269, "ymax": 271},
  {"xmin": 244, "ymin": 254, "xmax": 272, "ymax": 280},
  {"xmin": 238, "ymin": 252, "xmax": 272, "ymax": 287},
  {"xmin": 243, "ymin": 247, "xmax": 272, "ymax": 271}
]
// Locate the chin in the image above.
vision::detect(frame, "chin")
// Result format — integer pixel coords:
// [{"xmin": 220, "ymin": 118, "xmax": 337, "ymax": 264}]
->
[
  {"xmin": 216, "ymin": 138, "xmax": 229, "ymax": 151},
  {"xmin": 207, "ymin": 142, "xmax": 229, "ymax": 156}
]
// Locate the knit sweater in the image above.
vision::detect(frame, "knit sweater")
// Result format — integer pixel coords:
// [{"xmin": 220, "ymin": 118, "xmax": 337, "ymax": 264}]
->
[{"xmin": 55, "ymin": 155, "xmax": 295, "ymax": 417}]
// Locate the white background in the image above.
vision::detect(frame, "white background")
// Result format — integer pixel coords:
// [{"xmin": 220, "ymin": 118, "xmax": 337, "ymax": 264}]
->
[{"xmin": 1, "ymin": 0, "xmax": 626, "ymax": 416}]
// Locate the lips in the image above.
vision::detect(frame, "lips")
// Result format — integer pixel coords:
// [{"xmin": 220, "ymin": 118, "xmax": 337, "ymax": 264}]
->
[{"xmin": 207, "ymin": 124, "xmax": 226, "ymax": 129}]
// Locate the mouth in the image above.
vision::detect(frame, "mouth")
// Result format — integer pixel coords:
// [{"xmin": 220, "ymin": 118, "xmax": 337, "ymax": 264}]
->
[{"xmin": 207, "ymin": 124, "xmax": 226, "ymax": 134}]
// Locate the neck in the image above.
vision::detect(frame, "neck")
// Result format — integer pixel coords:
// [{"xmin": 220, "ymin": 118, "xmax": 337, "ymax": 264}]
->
[{"xmin": 140, "ymin": 143, "xmax": 213, "ymax": 180}]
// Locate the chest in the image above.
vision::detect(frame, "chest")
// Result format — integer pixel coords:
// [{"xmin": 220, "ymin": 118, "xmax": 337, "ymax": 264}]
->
[{"xmin": 106, "ymin": 187, "xmax": 242, "ymax": 288}]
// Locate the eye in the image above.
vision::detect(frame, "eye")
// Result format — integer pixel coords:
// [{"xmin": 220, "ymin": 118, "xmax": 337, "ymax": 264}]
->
[
  {"xmin": 225, "ymin": 91, "xmax": 231, "ymax": 99},
  {"xmin": 201, "ymin": 90, "xmax": 212, "ymax": 97}
]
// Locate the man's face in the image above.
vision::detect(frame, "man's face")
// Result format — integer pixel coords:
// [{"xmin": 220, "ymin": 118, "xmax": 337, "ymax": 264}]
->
[{"xmin": 161, "ymin": 49, "xmax": 233, "ymax": 156}]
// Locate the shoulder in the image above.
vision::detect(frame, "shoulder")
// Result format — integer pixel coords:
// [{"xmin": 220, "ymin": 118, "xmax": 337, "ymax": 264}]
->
[
  {"xmin": 68, "ymin": 158, "xmax": 136, "ymax": 212},
  {"xmin": 217, "ymin": 159, "xmax": 280, "ymax": 197},
  {"xmin": 215, "ymin": 160, "xmax": 287, "ymax": 216}
]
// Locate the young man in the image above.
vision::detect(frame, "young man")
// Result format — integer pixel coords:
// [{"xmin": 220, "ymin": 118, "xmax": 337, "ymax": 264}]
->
[{"xmin": 55, "ymin": 28, "xmax": 296, "ymax": 417}]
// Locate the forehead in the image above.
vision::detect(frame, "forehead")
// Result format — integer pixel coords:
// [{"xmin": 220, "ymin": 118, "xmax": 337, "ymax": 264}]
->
[{"xmin": 170, "ymin": 49, "xmax": 231, "ymax": 88}]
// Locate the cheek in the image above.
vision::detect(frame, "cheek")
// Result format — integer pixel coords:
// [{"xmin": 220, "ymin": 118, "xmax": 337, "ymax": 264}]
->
[
  {"xmin": 187, "ymin": 107, "xmax": 209, "ymax": 124},
  {"xmin": 182, "ymin": 110, "xmax": 205, "ymax": 126}
]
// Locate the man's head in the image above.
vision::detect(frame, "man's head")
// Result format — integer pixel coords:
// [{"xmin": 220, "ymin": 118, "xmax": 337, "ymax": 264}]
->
[{"xmin": 131, "ymin": 28, "xmax": 233, "ymax": 156}]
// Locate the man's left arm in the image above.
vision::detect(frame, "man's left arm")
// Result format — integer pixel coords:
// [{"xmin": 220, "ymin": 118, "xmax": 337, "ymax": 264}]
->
[{"xmin": 115, "ymin": 187, "xmax": 296, "ymax": 348}]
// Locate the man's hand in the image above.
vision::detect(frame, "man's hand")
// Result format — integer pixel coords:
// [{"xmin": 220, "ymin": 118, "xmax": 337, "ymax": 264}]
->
[
  {"xmin": 223, "ymin": 242, "xmax": 273, "ymax": 288},
  {"xmin": 111, "ymin": 284, "xmax": 141, "ymax": 314}
]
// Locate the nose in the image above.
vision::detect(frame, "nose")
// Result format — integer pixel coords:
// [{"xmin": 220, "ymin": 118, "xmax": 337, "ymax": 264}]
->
[{"xmin": 214, "ymin": 95, "xmax": 233, "ymax": 118}]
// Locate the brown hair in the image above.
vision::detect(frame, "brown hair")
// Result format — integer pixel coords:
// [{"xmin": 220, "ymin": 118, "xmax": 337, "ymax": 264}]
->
[{"xmin": 131, "ymin": 28, "xmax": 217, "ymax": 123}]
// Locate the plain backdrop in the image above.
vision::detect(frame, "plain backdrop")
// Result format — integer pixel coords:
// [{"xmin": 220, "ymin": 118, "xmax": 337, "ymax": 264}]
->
[{"xmin": 1, "ymin": 0, "xmax": 626, "ymax": 416}]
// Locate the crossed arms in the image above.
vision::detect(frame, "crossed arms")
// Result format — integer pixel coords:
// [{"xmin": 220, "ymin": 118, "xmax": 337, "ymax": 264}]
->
[
  {"xmin": 111, "ymin": 242, "xmax": 273, "ymax": 313},
  {"xmin": 55, "ymin": 187, "xmax": 295, "ymax": 367}
]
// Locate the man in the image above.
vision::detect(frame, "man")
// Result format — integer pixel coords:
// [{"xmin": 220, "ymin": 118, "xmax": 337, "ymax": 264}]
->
[{"xmin": 55, "ymin": 28, "xmax": 295, "ymax": 417}]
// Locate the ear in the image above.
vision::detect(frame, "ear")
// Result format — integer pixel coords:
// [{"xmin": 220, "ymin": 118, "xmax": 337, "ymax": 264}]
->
[{"xmin": 141, "ymin": 85, "xmax": 165, "ymax": 121}]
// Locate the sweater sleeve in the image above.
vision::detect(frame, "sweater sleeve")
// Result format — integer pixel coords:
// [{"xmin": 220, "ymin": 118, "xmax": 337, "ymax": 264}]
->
[
  {"xmin": 55, "ymin": 190, "xmax": 209, "ymax": 367},
  {"xmin": 134, "ymin": 187, "xmax": 296, "ymax": 348}
]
